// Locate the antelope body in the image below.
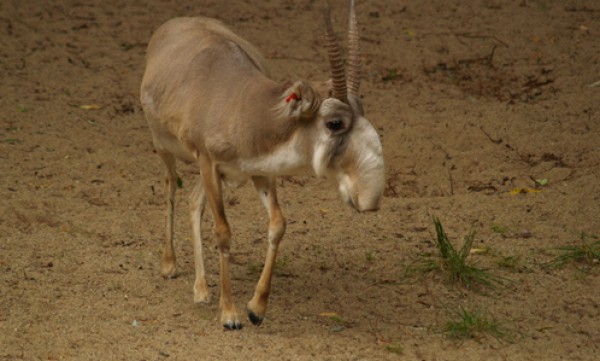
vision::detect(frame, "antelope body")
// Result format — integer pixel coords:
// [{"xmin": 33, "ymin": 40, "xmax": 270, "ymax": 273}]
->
[{"xmin": 140, "ymin": 1, "xmax": 384, "ymax": 329}]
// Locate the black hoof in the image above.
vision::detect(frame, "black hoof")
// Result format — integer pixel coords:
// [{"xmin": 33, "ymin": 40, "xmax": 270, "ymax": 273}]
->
[
  {"xmin": 248, "ymin": 311, "xmax": 263, "ymax": 326},
  {"xmin": 223, "ymin": 321, "xmax": 243, "ymax": 330}
]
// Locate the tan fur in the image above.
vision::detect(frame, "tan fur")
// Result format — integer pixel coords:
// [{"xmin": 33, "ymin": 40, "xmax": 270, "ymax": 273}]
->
[{"xmin": 141, "ymin": 5, "xmax": 384, "ymax": 330}]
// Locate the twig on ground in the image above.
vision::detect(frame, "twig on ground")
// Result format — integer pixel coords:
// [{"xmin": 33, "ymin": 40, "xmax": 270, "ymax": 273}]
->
[
  {"xmin": 479, "ymin": 126, "xmax": 503, "ymax": 144},
  {"xmin": 455, "ymin": 33, "xmax": 509, "ymax": 48}
]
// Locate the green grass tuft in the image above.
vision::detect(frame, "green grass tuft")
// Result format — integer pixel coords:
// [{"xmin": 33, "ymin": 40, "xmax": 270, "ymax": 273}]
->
[
  {"xmin": 545, "ymin": 232, "xmax": 600, "ymax": 269},
  {"xmin": 434, "ymin": 218, "xmax": 502, "ymax": 289},
  {"xmin": 496, "ymin": 255, "xmax": 522, "ymax": 272},
  {"xmin": 406, "ymin": 218, "xmax": 505, "ymax": 290},
  {"xmin": 444, "ymin": 304, "xmax": 510, "ymax": 341},
  {"xmin": 491, "ymin": 224, "xmax": 508, "ymax": 234},
  {"xmin": 383, "ymin": 343, "xmax": 404, "ymax": 355}
]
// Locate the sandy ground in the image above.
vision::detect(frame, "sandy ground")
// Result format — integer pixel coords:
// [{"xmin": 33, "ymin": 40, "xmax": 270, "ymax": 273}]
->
[{"xmin": 1, "ymin": 0, "xmax": 599, "ymax": 360}]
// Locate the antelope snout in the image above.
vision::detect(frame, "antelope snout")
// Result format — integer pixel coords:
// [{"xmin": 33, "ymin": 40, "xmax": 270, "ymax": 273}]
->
[
  {"xmin": 342, "ymin": 186, "xmax": 381, "ymax": 213},
  {"xmin": 356, "ymin": 193, "xmax": 381, "ymax": 213}
]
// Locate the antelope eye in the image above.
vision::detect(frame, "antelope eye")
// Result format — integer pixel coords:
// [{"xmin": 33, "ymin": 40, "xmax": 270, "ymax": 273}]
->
[{"xmin": 326, "ymin": 119, "xmax": 344, "ymax": 131}]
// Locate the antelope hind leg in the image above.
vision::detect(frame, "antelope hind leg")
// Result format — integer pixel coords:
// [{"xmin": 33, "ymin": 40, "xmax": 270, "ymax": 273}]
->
[{"xmin": 158, "ymin": 150, "xmax": 178, "ymax": 279}]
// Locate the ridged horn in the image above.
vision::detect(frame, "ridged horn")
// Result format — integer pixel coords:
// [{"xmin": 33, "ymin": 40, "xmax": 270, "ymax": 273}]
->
[
  {"xmin": 347, "ymin": 0, "xmax": 361, "ymax": 97},
  {"xmin": 323, "ymin": 1, "xmax": 347, "ymax": 102}
]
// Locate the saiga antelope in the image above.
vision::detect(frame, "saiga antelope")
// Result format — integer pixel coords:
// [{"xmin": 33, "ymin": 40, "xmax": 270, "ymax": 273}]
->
[{"xmin": 140, "ymin": 0, "xmax": 384, "ymax": 329}]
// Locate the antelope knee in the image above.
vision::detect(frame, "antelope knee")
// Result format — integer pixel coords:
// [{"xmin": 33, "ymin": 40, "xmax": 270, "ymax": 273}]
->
[
  {"xmin": 268, "ymin": 215, "xmax": 286, "ymax": 246},
  {"xmin": 214, "ymin": 222, "xmax": 232, "ymax": 250}
]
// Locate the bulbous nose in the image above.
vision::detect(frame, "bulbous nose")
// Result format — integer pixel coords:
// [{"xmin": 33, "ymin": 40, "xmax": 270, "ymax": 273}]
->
[
  {"xmin": 338, "ymin": 173, "xmax": 383, "ymax": 213},
  {"xmin": 347, "ymin": 189, "xmax": 381, "ymax": 212},
  {"xmin": 357, "ymin": 197, "xmax": 381, "ymax": 212}
]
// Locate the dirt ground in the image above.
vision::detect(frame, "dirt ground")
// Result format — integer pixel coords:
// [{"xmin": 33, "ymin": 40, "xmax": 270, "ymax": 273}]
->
[{"xmin": 1, "ymin": 0, "xmax": 599, "ymax": 360}]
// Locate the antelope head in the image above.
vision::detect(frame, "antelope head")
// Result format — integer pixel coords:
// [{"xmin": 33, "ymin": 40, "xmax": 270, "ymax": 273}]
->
[{"xmin": 314, "ymin": 0, "xmax": 385, "ymax": 212}]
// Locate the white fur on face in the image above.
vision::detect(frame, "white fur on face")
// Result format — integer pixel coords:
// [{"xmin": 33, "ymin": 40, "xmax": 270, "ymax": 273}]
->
[
  {"xmin": 312, "ymin": 98, "xmax": 351, "ymax": 177},
  {"xmin": 355, "ymin": 118, "xmax": 384, "ymax": 181},
  {"xmin": 336, "ymin": 116, "xmax": 385, "ymax": 212},
  {"xmin": 311, "ymin": 132, "xmax": 334, "ymax": 177}
]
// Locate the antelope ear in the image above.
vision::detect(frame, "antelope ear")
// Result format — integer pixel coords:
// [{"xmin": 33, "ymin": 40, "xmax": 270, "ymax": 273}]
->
[
  {"xmin": 282, "ymin": 81, "xmax": 320, "ymax": 120},
  {"xmin": 347, "ymin": 93, "xmax": 364, "ymax": 116}
]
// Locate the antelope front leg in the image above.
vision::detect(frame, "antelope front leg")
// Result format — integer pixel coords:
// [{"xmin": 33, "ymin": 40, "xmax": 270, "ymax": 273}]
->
[
  {"xmin": 198, "ymin": 156, "xmax": 241, "ymax": 330},
  {"xmin": 247, "ymin": 176, "xmax": 286, "ymax": 326},
  {"xmin": 189, "ymin": 180, "xmax": 210, "ymax": 303},
  {"xmin": 158, "ymin": 150, "xmax": 178, "ymax": 279}
]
